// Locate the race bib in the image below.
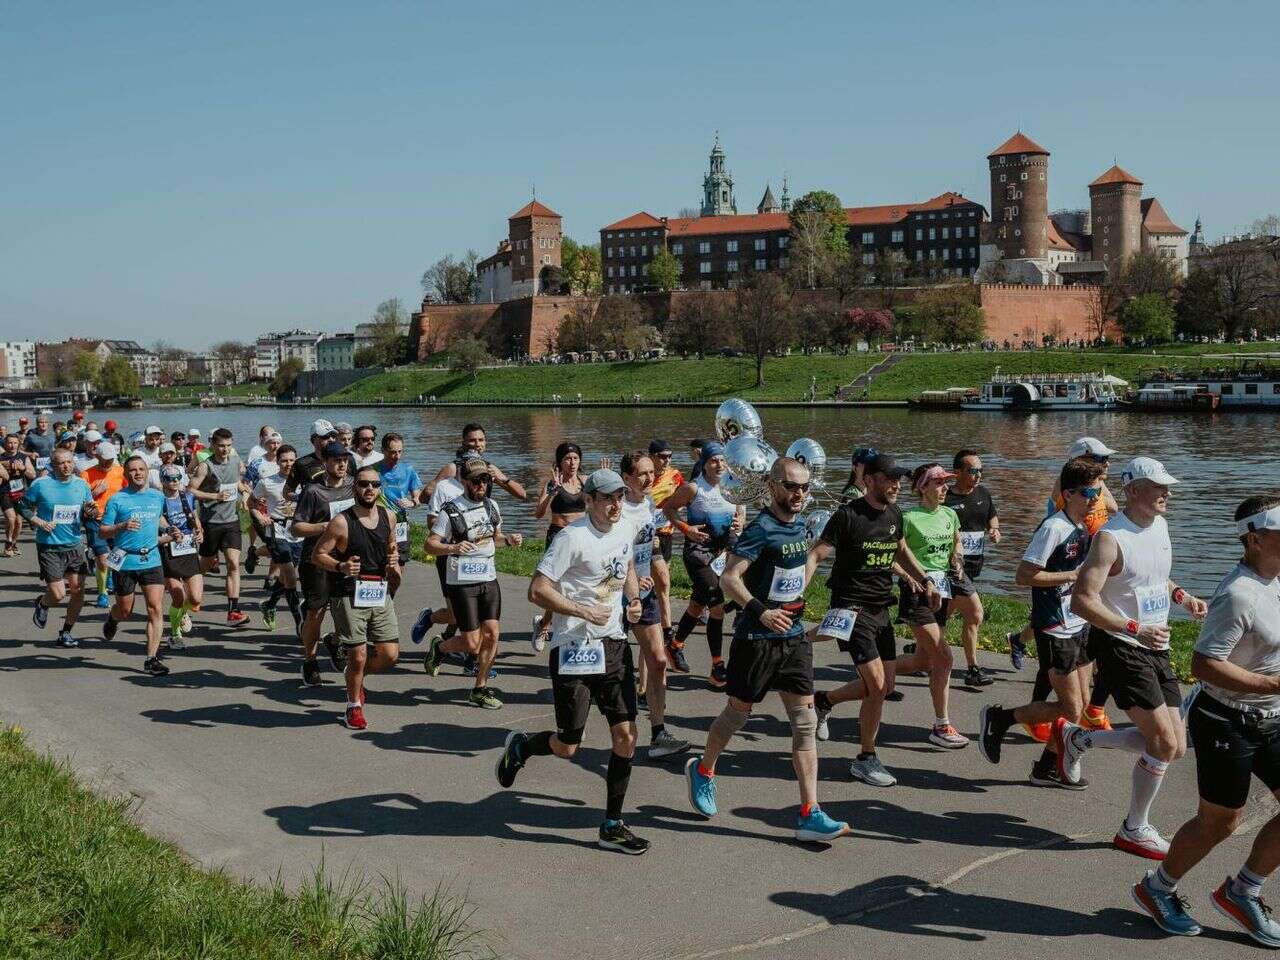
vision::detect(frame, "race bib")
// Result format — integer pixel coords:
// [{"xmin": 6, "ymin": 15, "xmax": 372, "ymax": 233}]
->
[
  {"xmin": 817, "ymin": 607, "xmax": 857, "ymax": 641},
  {"xmin": 272, "ymin": 519, "xmax": 298, "ymax": 543},
  {"xmin": 395, "ymin": 521, "xmax": 409, "ymax": 544},
  {"xmin": 959, "ymin": 531, "xmax": 986, "ymax": 556},
  {"xmin": 927, "ymin": 570, "xmax": 952, "ymax": 600},
  {"xmin": 634, "ymin": 540, "xmax": 653, "ymax": 573},
  {"xmin": 353, "ymin": 577, "xmax": 388, "ymax": 608},
  {"xmin": 1135, "ymin": 584, "xmax": 1170, "ymax": 626},
  {"xmin": 448, "ymin": 554, "xmax": 496, "ymax": 585},
  {"xmin": 710, "ymin": 552, "xmax": 727, "ymax": 577},
  {"xmin": 7, "ymin": 478, "xmax": 23, "ymax": 494},
  {"xmin": 35, "ymin": 457, "xmax": 50, "ymax": 472},
  {"xmin": 52, "ymin": 503, "xmax": 80, "ymax": 525},
  {"xmin": 219, "ymin": 482, "xmax": 239, "ymax": 499},
  {"xmin": 105, "ymin": 547, "xmax": 127, "ymax": 571},
  {"xmin": 767, "ymin": 565, "xmax": 806, "ymax": 602},
  {"xmin": 558, "ymin": 637, "xmax": 606, "ymax": 676},
  {"xmin": 169, "ymin": 537, "xmax": 197, "ymax": 557},
  {"xmin": 328, "ymin": 498, "xmax": 355, "ymax": 518}
]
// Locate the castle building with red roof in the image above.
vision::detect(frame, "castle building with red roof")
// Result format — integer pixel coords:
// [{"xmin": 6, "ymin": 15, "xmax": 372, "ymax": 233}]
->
[
  {"xmin": 474, "ymin": 199, "xmax": 564, "ymax": 303},
  {"xmin": 600, "ymin": 136, "xmax": 988, "ymax": 293},
  {"xmin": 981, "ymin": 132, "xmax": 1189, "ymax": 285}
]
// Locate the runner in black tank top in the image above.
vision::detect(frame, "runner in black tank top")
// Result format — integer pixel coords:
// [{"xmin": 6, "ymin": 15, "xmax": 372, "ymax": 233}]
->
[{"xmin": 311, "ymin": 466, "xmax": 401, "ymax": 731}]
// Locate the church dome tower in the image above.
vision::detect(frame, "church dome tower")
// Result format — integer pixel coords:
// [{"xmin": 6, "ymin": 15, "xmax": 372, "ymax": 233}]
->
[{"xmin": 701, "ymin": 133, "xmax": 736, "ymax": 216}]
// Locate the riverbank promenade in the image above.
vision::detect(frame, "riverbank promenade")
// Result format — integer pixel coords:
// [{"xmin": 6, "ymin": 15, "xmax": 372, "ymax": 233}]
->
[{"xmin": 1, "ymin": 555, "xmax": 1270, "ymax": 958}]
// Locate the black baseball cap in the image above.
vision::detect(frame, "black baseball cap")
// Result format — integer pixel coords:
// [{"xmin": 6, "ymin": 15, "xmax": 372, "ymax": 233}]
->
[
  {"xmin": 321, "ymin": 441, "xmax": 349, "ymax": 460},
  {"xmin": 648, "ymin": 439, "xmax": 672, "ymax": 456},
  {"xmin": 864, "ymin": 454, "xmax": 911, "ymax": 479}
]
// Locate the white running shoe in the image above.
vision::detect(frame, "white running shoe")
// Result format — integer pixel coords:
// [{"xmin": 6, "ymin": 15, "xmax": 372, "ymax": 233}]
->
[
  {"xmin": 1055, "ymin": 718, "xmax": 1086, "ymax": 784},
  {"xmin": 850, "ymin": 755, "xmax": 897, "ymax": 787},
  {"xmin": 180, "ymin": 613, "xmax": 193, "ymax": 634},
  {"xmin": 530, "ymin": 614, "xmax": 547, "ymax": 653},
  {"xmin": 928, "ymin": 723, "xmax": 969, "ymax": 749},
  {"xmin": 1114, "ymin": 820, "xmax": 1170, "ymax": 860},
  {"xmin": 815, "ymin": 705, "xmax": 831, "ymax": 742}
]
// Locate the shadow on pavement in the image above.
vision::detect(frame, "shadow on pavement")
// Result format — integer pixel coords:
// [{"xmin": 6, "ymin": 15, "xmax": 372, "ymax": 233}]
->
[{"xmin": 769, "ymin": 873, "xmax": 1242, "ymax": 944}]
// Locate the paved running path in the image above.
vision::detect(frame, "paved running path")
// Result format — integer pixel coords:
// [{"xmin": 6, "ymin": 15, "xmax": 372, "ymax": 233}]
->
[{"xmin": 0, "ymin": 549, "xmax": 1272, "ymax": 959}]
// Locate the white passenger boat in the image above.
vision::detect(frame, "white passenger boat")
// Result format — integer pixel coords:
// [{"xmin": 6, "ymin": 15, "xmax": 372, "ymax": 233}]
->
[
  {"xmin": 962, "ymin": 372, "xmax": 1121, "ymax": 412},
  {"xmin": 1137, "ymin": 356, "xmax": 1280, "ymax": 410}
]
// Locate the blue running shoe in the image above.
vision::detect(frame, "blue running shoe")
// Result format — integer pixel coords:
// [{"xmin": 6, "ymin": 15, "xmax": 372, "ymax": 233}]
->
[
  {"xmin": 685, "ymin": 756, "xmax": 717, "ymax": 817},
  {"xmin": 96, "ymin": 592, "xmax": 110, "ymax": 609},
  {"xmin": 1132, "ymin": 872, "xmax": 1201, "ymax": 937},
  {"xmin": 795, "ymin": 806, "xmax": 851, "ymax": 843},
  {"xmin": 1007, "ymin": 631, "xmax": 1026, "ymax": 670},
  {"xmin": 464, "ymin": 653, "xmax": 496, "ymax": 680},
  {"xmin": 32, "ymin": 597, "xmax": 48, "ymax": 629},
  {"xmin": 1213, "ymin": 877, "xmax": 1280, "ymax": 947},
  {"xmin": 410, "ymin": 607, "xmax": 433, "ymax": 645}
]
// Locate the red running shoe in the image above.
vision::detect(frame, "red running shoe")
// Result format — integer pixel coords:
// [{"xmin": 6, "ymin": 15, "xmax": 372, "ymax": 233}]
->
[{"xmin": 343, "ymin": 704, "xmax": 367, "ymax": 730}]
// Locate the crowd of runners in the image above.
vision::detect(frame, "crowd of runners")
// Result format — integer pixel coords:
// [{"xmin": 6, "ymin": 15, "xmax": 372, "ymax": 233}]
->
[{"xmin": 2, "ymin": 408, "xmax": 1278, "ymax": 945}]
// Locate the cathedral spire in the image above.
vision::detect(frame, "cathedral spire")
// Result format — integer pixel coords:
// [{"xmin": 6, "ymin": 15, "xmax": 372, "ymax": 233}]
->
[{"xmin": 701, "ymin": 133, "xmax": 736, "ymax": 216}]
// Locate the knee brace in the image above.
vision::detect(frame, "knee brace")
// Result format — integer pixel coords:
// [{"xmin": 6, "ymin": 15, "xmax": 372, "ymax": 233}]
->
[
  {"xmin": 788, "ymin": 702, "xmax": 818, "ymax": 753},
  {"xmin": 709, "ymin": 702, "xmax": 751, "ymax": 744}
]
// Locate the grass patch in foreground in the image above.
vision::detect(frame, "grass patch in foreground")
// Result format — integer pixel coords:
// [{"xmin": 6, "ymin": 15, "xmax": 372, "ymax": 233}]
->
[
  {"xmin": 410, "ymin": 530, "xmax": 1200, "ymax": 681},
  {"xmin": 0, "ymin": 727, "xmax": 490, "ymax": 960}
]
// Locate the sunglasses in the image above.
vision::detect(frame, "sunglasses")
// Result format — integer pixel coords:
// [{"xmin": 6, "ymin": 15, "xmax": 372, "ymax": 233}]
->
[
  {"xmin": 160, "ymin": 473, "xmax": 183, "ymax": 482},
  {"xmin": 1070, "ymin": 486, "xmax": 1103, "ymax": 499},
  {"xmin": 779, "ymin": 480, "xmax": 812, "ymax": 493},
  {"xmin": 964, "ymin": 467, "xmax": 983, "ymax": 475},
  {"xmin": 355, "ymin": 480, "xmax": 382, "ymax": 489}
]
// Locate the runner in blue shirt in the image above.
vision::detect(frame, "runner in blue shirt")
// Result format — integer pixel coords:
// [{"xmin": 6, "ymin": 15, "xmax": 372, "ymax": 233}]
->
[
  {"xmin": 376, "ymin": 432, "xmax": 423, "ymax": 583},
  {"xmin": 685, "ymin": 456, "xmax": 852, "ymax": 844},
  {"xmin": 99, "ymin": 454, "xmax": 170, "ymax": 675},
  {"xmin": 18, "ymin": 448, "xmax": 96, "ymax": 647}
]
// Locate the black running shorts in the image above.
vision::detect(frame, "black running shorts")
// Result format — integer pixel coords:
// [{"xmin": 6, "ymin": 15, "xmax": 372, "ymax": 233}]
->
[
  {"xmin": 1033, "ymin": 625, "xmax": 1093, "ymax": 674},
  {"xmin": 1188, "ymin": 694, "xmax": 1280, "ymax": 809},
  {"xmin": 1090, "ymin": 627, "xmax": 1182, "ymax": 711},
  {"xmin": 549, "ymin": 637, "xmax": 636, "ymax": 744},
  {"xmin": 725, "ymin": 630, "xmax": 813, "ymax": 704},
  {"xmin": 199, "ymin": 521, "xmax": 242, "ymax": 558},
  {"xmin": 113, "ymin": 565, "xmax": 165, "ymax": 595},
  {"xmin": 443, "ymin": 580, "xmax": 502, "ymax": 633}
]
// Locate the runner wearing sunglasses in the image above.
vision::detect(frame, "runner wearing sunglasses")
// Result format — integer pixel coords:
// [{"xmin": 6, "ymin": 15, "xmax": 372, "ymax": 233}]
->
[{"xmin": 978, "ymin": 456, "xmax": 1107, "ymax": 786}]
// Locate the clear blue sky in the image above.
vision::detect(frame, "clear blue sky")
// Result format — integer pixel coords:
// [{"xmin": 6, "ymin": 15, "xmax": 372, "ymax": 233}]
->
[{"xmin": 2, "ymin": 1, "xmax": 1275, "ymax": 349}]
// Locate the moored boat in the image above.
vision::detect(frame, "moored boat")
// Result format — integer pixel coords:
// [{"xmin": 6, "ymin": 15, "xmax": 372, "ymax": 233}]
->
[{"xmin": 962, "ymin": 372, "xmax": 1122, "ymax": 412}]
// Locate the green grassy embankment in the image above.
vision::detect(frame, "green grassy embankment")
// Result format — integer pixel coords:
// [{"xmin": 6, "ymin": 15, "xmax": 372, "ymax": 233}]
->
[
  {"xmin": 407, "ymin": 526, "xmax": 1201, "ymax": 680},
  {"xmin": 0, "ymin": 726, "xmax": 488, "ymax": 960},
  {"xmin": 324, "ymin": 355, "xmax": 881, "ymax": 404},
  {"xmin": 141, "ymin": 383, "xmax": 269, "ymax": 403},
  {"xmin": 327, "ymin": 342, "xmax": 1279, "ymax": 404}
]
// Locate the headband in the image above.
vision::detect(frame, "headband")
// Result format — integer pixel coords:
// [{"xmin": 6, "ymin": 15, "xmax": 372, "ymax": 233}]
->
[{"xmin": 1237, "ymin": 506, "xmax": 1280, "ymax": 537}]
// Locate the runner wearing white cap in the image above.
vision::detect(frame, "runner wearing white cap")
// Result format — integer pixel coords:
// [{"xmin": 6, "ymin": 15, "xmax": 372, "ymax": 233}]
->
[{"xmin": 1060, "ymin": 456, "xmax": 1209, "ymax": 860}]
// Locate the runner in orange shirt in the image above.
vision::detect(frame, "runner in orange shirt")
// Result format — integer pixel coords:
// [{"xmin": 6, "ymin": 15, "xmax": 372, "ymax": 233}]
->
[
  {"xmin": 80, "ymin": 440, "xmax": 126, "ymax": 608},
  {"xmin": 647, "ymin": 439, "xmax": 685, "ymax": 646}
]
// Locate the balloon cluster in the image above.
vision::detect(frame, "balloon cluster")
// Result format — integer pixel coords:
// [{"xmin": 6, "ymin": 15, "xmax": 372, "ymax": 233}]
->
[{"xmin": 712, "ymin": 398, "xmax": 837, "ymax": 538}]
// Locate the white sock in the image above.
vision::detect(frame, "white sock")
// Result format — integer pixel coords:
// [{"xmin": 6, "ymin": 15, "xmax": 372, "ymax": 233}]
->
[
  {"xmin": 1077, "ymin": 725, "xmax": 1146, "ymax": 754},
  {"xmin": 934, "ymin": 716, "xmax": 949, "ymax": 728},
  {"xmin": 1233, "ymin": 866, "xmax": 1266, "ymax": 899},
  {"xmin": 1125, "ymin": 753, "xmax": 1168, "ymax": 830},
  {"xmin": 348, "ymin": 701, "xmax": 361, "ymax": 710}
]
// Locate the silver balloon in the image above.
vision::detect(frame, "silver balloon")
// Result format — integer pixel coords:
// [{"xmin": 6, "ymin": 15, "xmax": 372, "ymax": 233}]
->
[
  {"xmin": 804, "ymin": 509, "xmax": 833, "ymax": 542},
  {"xmin": 714, "ymin": 398, "xmax": 764, "ymax": 443},
  {"xmin": 723, "ymin": 434, "xmax": 776, "ymax": 505},
  {"xmin": 785, "ymin": 437, "xmax": 827, "ymax": 489},
  {"xmin": 721, "ymin": 471, "xmax": 763, "ymax": 506}
]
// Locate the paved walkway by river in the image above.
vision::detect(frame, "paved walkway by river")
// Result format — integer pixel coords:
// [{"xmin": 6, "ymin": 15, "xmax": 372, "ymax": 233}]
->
[{"xmin": 0, "ymin": 553, "xmax": 1272, "ymax": 959}]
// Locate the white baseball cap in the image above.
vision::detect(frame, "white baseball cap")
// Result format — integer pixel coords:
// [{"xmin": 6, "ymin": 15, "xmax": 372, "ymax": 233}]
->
[
  {"xmin": 187, "ymin": 428, "xmax": 201, "ymax": 437},
  {"xmin": 1121, "ymin": 456, "xmax": 1179, "ymax": 487},
  {"xmin": 1068, "ymin": 437, "xmax": 1115, "ymax": 459},
  {"xmin": 159, "ymin": 442, "xmax": 176, "ymax": 454},
  {"xmin": 97, "ymin": 441, "xmax": 119, "ymax": 460},
  {"xmin": 82, "ymin": 429, "xmax": 103, "ymax": 442},
  {"xmin": 145, "ymin": 425, "xmax": 163, "ymax": 435},
  {"xmin": 312, "ymin": 418, "xmax": 336, "ymax": 437}
]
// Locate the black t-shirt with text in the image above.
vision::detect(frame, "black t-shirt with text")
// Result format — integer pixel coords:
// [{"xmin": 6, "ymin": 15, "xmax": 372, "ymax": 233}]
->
[
  {"xmin": 820, "ymin": 498, "xmax": 903, "ymax": 608},
  {"xmin": 944, "ymin": 484, "xmax": 997, "ymax": 533}
]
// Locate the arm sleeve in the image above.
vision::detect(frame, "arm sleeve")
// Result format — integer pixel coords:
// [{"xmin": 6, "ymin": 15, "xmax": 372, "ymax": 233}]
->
[
  {"xmin": 430, "ymin": 512, "xmax": 451, "ymax": 539},
  {"xmin": 1194, "ymin": 585, "xmax": 1252, "ymax": 661},
  {"xmin": 1022, "ymin": 518, "xmax": 1066, "ymax": 567},
  {"xmin": 818, "ymin": 507, "xmax": 847, "ymax": 549},
  {"xmin": 731, "ymin": 519, "xmax": 766, "ymax": 562},
  {"xmin": 535, "ymin": 530, "xmax": 574, "ymax": 582}
]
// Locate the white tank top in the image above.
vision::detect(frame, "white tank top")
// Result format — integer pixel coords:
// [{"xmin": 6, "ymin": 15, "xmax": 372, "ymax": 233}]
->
[{"xmin": 1098, "ymin": 513, "xmax": 1173, "ymax": 648}]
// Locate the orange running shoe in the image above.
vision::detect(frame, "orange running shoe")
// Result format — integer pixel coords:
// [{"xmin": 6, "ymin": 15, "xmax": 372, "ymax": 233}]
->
[
  {"xmin": 1081, "ymin": 707, "xmax": 1113, "ymax": 732},
  {"xmin": 1022, "ymin": 722, "xmax": 1052, "ymax": 743}
]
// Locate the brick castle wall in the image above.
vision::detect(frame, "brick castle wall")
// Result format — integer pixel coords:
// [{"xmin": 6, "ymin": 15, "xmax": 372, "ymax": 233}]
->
[{"xmin": 978, "ymin": 283, "xmax": 1105, "ymax": 343}]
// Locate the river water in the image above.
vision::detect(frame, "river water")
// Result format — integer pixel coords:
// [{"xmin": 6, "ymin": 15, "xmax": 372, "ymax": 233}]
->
[{"xmin": 9, "ymin": 404, "xmax": 1277, "ymax": 597}]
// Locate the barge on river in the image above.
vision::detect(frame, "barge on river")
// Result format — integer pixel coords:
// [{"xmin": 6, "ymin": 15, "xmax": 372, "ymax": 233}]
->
[
  {"xmin": 962, "ymin": 372, "xmax": 1122, "ymax": 412},
  {"xmin": 1136, "ymin": 357, "xmax": 1280, "ymax": 410}
]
